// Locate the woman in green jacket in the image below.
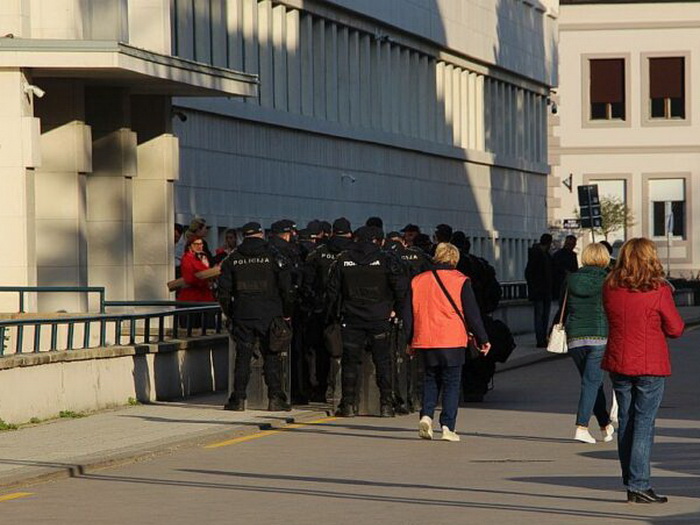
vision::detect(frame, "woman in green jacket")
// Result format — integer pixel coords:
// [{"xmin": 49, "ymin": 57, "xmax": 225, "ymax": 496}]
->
[{"xmin": 564, "ymin": 242, "xmax": 615, "ymax": 444}]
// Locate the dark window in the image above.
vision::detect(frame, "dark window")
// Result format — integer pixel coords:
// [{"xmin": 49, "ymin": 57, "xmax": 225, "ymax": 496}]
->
[
  {"xmin": 649, "ymin": 57, "xmax": 685, "ymax": 119},
  {"xmin": 590, "ymin": 58, "xmax": 626, "ymax": 120},
  {"xmin": 652, "ymin": 201, "xmax": 685, "ymax": 237}
]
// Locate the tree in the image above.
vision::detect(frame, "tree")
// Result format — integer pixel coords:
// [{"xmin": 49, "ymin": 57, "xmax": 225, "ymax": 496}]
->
[{"xmin": 588, "ymin": 196, "xmax": 635, "ymax": 241}]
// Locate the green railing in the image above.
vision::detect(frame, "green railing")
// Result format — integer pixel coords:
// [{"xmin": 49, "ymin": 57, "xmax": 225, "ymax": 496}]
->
[
  {"xmin": 0, "ymin": 302, "xmax": 223, "ymax": 356},
  {"xmin": 0, "ymin": 286, "xmax": 107, "ymax": 313}
]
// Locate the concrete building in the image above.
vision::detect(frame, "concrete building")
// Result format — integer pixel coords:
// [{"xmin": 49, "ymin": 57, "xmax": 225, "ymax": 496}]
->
[
  {"xmin": 1, "ymin": 0, "xmax": 558, "ymax": 312},
  {"xmin": 550, "ymin": 0, "xmax": 700, "ymax": 276}
]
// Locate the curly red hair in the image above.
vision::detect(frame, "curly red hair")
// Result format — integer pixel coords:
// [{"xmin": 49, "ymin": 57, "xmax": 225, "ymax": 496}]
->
[{"xmin": 606, "ymin": 238, "xmax": 665, "ymax": 292}]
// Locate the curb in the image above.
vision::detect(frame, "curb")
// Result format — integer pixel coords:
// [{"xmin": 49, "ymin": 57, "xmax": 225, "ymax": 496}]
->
[{"xmin": 0, "ymin": 408, "xmax": 331, "ymax": 491}]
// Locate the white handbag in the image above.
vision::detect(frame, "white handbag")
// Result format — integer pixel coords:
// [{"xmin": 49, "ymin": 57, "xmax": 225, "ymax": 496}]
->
[{"xmin": 546, "ymin": 288, "xmax": 568, "ymax": 354}]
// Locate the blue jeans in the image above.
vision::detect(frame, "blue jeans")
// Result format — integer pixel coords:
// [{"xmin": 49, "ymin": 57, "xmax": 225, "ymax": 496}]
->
[
  {"xmin": 569, "ymin": 345, "xmax": 610, "ymax": 428},
  {"xmin": 611, "ymin": 373, "xmax": 665, "ymax": 491},
  {"xmin": 420, "ymin": 365, "xmax": 462, "ymax": 431},
  {"xmin": 532, "ymin": 299, "xmax": 551, "ymax": 346}
]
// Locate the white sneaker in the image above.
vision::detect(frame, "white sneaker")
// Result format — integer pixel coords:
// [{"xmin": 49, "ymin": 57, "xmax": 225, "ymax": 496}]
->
[
  {"xmin": 441, "ymin": 425, "xmax": 460, "ymax": 442},
  {"xmin": 574, "ymin": 427, "xmax": 596, "ymax": 444},
  {"xmin": 418, "ymin": 416, "xmax": 433, "ymax": 440},
  {"xmin": 602, "ymin": 424, "xmax": 615, "ymax": 443}
]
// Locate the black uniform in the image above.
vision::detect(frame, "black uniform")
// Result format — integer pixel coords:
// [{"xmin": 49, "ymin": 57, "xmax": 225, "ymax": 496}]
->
[
  {"xmin": 327, "ymin": 238, "xmax": 408, "ymax": 416},
  {"xmin": 302, "ymin": 235, "xmax": 354, "ymax": 400},
  {"xmin": 217, "ymin": 237, "xmax": 294, "ymax": 408},
  {"xmin": 385, "ymin": 240, "xmax": 433, "ymax": 277}
]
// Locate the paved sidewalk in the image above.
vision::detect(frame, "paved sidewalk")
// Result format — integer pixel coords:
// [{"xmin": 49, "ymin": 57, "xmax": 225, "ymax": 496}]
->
[{"xmin": 1, "ymin": 306, "xmax": 698, "ymax": 490}]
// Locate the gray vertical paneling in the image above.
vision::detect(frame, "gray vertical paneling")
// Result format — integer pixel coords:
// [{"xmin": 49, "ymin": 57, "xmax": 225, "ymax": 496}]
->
[
  {"xmin": 175, "ymin": 0, "xmax": 195, "ymax": 60},
  {"xmin": 210, "ymin": 0, "xmax": 227, "ymax": 66},
  {"xmin": 380, "ymin": 42, "xmax": 392, "ymax": 132},
  {"xmin": 426, "ymin": 58, "xmax": 437, "ymax": 143},
  {"xmin": 312, "ymin": 18, "xmax": 326, "ymax": 119},
  {"xmin": 417, "ymin": 56, "xmax": 428, "ymax": 140},
  {"xmin": 359, "ymin": 34, "xmax": 371, "ymax": 128},
  {"xmin": 348, "ymin": 30, "xmax": 360, "ymax": 126},
  {"xmin": 286, "ymin": 9, "xmax": 301, "ymax": 114},
  {"xmin": 408, "ymin": 52, "xmax": 419, "ymax": 138},
  {"xmin": 300, "ymin": 13, "xmax": 313, "ymax": 116},
  {"xmin": 337, "ymin": 26, "xmax": 350, "ymax": 125},
  {"xmin": 435, "ymin": 62, "xmax": 446, "ymax": 144},
  {"xmin": 242, "ymin": 0, "xmax": 259, "ymax": 104},
  {"xmin": 193, "ymin": 0, "xmax": 212, "ymax": 63},
  {"xmin": 370, "ymin": 40, "xmax": 381, "ymax": 130},
  {"xmin": 226, "ymin": 0, "xmax": 243, "ymax": 70},
  {"xmin": 452, "ymin": 65, "xmax": 461, "ymax": 146},
  {"xmin": 460, "ymin": 69, "xmax": 469, "ymax": 148},
  {"xmin": 272, "ymin": 4, "xmax": 288, "ymax": 111},
  {"xmin": 325, "ymin": 22, "xmax": 338, "ymax": 122},
  {"xmin": 400, "ymin": 49, "xmax": 411, "ymax": 136},
  {"xmin": 258, "ymin": 0, "xmax": 274, "ymax": 108}
]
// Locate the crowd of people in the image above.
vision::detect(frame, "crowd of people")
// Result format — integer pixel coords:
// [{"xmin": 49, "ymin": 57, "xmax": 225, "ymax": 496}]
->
[{"xmin": 175, "ymin": 215, "xmax": 686, "ymax": 503}]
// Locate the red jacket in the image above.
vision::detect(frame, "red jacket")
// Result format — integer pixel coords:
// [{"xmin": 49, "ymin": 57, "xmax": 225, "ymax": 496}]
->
[
  {"xmin": 410, "ymin": 269, "xmax": 469, "ymax": 349},
  {"xmin": 602, "ymin": 283, "xmax": 684, "ymax": 376},
  {"xmin": 179, "ymin": 251, "xmax": 215, "ymax": 303}
]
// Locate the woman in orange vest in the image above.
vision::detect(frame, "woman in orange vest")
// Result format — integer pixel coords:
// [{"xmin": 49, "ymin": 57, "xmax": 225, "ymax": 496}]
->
[{"xmin": 404, "ymin": 243, "xmax": 490, "ymax": 442}]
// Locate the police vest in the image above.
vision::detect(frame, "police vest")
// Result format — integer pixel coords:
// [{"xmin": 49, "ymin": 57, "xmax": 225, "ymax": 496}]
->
[{"xmin": 340, "ymin": 254, "xmax": 391, "ymax": 304}]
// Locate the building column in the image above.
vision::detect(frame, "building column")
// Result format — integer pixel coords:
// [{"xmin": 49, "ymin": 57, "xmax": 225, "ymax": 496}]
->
[
  {"xmin": 0, "ymin": 69, "xmax": 40, "ymax": 312},
  {"xmin": 85, "ymin": 88, "xmax": 137, "ymax": 302},
  {"xmin": 33, "ymin": 80, "xmax": 92, "ymax": 312},
  {"xmin": 131, "ymin": 96, "xmax": 179, "ymax": 301}
]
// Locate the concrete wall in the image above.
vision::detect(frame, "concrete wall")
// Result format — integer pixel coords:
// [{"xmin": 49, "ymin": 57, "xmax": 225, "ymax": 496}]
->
[
  {"xmin": 0, "ymin": 336, "xmax": 228, "ymax": 424},
  {"xmin": 550, "ymin": 2, "xmax": 700, "ymax": 275}
]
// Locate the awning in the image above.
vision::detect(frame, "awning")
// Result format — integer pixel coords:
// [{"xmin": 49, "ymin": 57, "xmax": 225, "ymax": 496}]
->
[{"xmin": 0, "ymin": 39, "xmax": 258, "ymax": 97}]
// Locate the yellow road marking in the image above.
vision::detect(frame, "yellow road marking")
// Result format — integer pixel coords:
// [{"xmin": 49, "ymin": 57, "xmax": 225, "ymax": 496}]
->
[
  {"xmin": 0, "ymin": 492, "xmax": 33, "ymax": 503},
  {"xmin": 205, "ymin": 416, "xmax": 337, "ymax": 449}
]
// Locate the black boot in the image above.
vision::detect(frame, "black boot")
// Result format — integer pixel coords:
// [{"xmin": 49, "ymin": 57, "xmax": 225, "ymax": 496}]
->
[
  {"xmin": 335, "ymin": 402, "xmax": 357, "ymax": 417},
  {"xmin": 223, "ymin": 397, "xmax": 245, "ymax": 411},
  {"xmin": 268, "ymin": 396, "xmax": 292, "ymax": 412},
  {"xmin": 380, "ymin": 403, "xmax": 395, "ymax": 417},
  {"xmin": 627, "ymin": 489, "xmax": 668, "ymax": 504}
]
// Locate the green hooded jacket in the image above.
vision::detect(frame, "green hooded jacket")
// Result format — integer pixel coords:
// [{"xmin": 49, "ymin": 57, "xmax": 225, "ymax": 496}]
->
[{"xmin": 564, "ymin": 265, "xmax": 608, "ymax": 340}]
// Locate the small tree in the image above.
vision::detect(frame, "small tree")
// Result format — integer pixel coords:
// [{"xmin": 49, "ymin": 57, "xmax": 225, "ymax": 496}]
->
[{"xmin": 598, "ymin": 196, "xmax": 635, "ymax": 240}]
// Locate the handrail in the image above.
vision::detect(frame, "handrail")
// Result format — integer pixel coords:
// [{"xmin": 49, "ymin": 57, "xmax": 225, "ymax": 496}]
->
[
  {"xmin": 0, "ymin": 286, "xmax": 106, "ymax": 313},
  {"xmin": 0, "ymin": 304, "xmax": 223, "ymax": 356}
]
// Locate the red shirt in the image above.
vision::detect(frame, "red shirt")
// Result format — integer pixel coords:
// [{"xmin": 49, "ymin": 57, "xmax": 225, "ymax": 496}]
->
[
  {"xmin": 179, "ymin": 251, "xmax": 215, "ymax": 303},
  {"xmin": 602, "ymin": 284, "xmax": 684, "ymax": 376}
]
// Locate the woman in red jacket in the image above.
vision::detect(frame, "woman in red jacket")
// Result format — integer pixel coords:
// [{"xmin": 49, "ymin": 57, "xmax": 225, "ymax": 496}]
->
[
  {"xmin": 179, "ymin": 238, "xmax": 216, "ymax": 303},
  {"xmin": 603, "ymin": 238, "xmax": 684, "ymax": 504}
]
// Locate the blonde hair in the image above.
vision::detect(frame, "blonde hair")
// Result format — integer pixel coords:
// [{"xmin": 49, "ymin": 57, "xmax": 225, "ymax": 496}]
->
[
  {"xmin": 433, "ymin": 243, "xmax": 460, "ymax": 267},
  {"xmin": 606, "ymin": 237, "xmax": 664, "ymax": 291},
  {"xmin": 581, "ymin": 243, "xmax": 610, "ymax": 268}
]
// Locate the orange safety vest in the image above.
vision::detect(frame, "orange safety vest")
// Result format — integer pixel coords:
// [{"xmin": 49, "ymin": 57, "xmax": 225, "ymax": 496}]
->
[{"xmin": 411, "ymin": 269, "xmax": 469, "ymax": 349}]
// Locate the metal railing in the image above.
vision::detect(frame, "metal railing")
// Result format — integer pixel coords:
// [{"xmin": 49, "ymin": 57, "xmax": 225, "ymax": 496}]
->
[
  {"xmin": 500, "ymin": 281, "xmax": 528, "ymax": 301},
  {"xmin": 0, "ymin": 303, "xmax": 223, "ymax": 356},
  {"xmin": 0, "ymin": 286, "xmax": 107, "ymax": 313}
]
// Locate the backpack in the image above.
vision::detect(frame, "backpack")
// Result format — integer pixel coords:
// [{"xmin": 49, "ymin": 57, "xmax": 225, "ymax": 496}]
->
[
  {"xmin": 467, "ymin": 255, "xmax": 502, "ymax": 314},
  {"xmin": 483, "ymin": 316, "xmax": 516, "ymax": 363}
]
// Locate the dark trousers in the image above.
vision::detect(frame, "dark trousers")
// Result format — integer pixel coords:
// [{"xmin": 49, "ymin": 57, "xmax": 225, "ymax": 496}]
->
[
  {"xmin": 291, "ymin": 312, "xmax": 310, "ymax": 403},
  {"xmin": 230, "ymin": 320, "xmax": 284, "ymax": 401},
  {"xmin": 340, "ymin": 322, "xmax": 393, "ymax": 407},
  {"xmin": 532, "ymin": 298, "xmax": 552, "ymax": 346},
  {"xmin": 306, "ymin": 313, "xmax": 329, "ymax": 401},
  {"xmin": 612, "ymin": 373, "xmax": 665, "ymax": 491},
  {"xmin": 421, "ymin": 364, "xmax": 462, "ymax": 431},
  {"xmin": 569, "ymin": 345, "xmax": 610, "ymax": 427}
]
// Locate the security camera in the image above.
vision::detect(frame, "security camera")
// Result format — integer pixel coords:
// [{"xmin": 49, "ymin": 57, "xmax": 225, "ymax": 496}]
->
[
  {"xmin": 24, "ymin": 84, "xmax": 45, "ymax": 98},
  {"xmin": 172, "ymin": 110, "xmax": 188, "ymax": 122},
  {"xmin": 551, "ymin": 102, "xmax": 558, "ymax": 115}
]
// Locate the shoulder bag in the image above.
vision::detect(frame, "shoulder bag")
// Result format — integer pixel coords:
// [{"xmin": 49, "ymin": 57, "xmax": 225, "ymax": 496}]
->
[
  {"xmin": 431, "ymin": 269, "xmax": 481, "ymax": 359},
  {"xmin": 546, "ymin": 288, "xmax": 568, "ymax": 354}
]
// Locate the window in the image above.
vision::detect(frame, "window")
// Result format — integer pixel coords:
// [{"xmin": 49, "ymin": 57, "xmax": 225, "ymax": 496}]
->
[
  {"xmin": 590, "ymin": 59, "xmax": 625, "ymax": 120},
  {"xmin": 649, "ymin": 57, "xmax": 685, "ymax": 119},
  {"xmin": 649, "ymin": 179, "xmax": 685, "ymax": 238}
]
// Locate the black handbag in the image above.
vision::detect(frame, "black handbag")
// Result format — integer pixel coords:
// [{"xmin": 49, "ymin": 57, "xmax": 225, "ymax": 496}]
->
[
  {"xmin": 269, "ymin": 317, "xmax": 292, "ymax": 354},
  {"xmin": 431, "ymin": 269, "xmax": 481, "ymax": 360}
]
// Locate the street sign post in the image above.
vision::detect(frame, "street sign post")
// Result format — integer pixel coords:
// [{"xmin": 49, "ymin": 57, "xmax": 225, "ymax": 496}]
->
[{"xmin": 578, "ymin": 184, "xmax": 602, "ymax": 241}]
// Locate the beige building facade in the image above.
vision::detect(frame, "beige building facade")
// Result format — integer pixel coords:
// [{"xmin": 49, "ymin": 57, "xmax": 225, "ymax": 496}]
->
[
  {"xmin": 1, "ymin": 0, "xmax": 558, "ymax": 312},
  {"xmin": 550, "ymin": 0, "xmax": 700, "ymax": 276}
]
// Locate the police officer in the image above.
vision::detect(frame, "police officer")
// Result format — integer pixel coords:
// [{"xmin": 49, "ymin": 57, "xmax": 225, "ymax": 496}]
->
[
  {"xmin": 217, "ymin": 222, "xmax": 295, "ymax": 412},
  {"xmin": 327, "ymin": 226, "xmax": 408, "ymax": 417},
  {"xmin": 385, "ymin": 231, "xmax": 433, "ymax": 277},
  {"xmin": 303, "ymin": 217, "xmax": 354, "ymax": 401}
]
